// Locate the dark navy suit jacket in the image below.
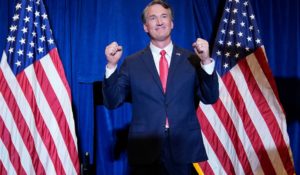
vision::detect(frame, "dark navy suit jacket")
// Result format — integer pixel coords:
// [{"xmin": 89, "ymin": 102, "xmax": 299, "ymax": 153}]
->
[{"xmin": 103, "ymin": 45, "xmax": 219, "ymax": 165}]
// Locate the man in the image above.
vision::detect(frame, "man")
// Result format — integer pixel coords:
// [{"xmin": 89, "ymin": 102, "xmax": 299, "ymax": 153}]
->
[{"xmin": 103, "ymin": 1, "xmax": 219, "ymax": 174}]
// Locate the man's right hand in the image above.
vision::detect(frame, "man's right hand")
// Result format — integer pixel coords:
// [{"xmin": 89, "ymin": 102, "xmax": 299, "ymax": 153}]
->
[{"xmin": 105, "ymin": 42, "xmax": 123, "ymax": 68}]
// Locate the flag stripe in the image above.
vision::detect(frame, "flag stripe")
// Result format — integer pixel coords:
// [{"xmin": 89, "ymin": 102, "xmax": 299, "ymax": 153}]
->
[
  {"xmin": 0, "ymin": 160, "xmax": 8, "ymax": 175},
  {"xmin": 40, "ymin": 52, "xmax": 79, "ymax": 170},
  {"xmin": 200, "ymin": 101, "xmax": 245, "ymax": 174},
  {"xmin": 200, "ymin": 0, "xmax": 295, "ymax": 174},
  {"xmin": 0, "ymin": 69, "xmax": 45, "ymax": 175},
  {"xmin": 0, "ymin": 94, "xmax": 35, "ymax": 175},
  {"xmin": 197, "ymin": 107, "xmax": 236, "ymax": 174},
  {"xmin": 198, "ymin": 161, "xmax": 214, "ymax": 175},
  {"xmin": 253, "ymin": 48, "xmax": 281, "ymax": 105},
  {"xmin": 212, "ymin": 98, "xmax": 254, "ymax": 174},
  {"xmin": 237, "ymin": 54, "xmax": 288, "ymax": 174},
  {"xmin": 0, "ymin": 54, "xmax": 54, "ymax": 175},
  {"xmin": 48, "ymin": 49, "xmax": 72, "ymax": 100},
  {"xmin": 215, "ymin": 74, "xmax": 263, "ymax": 174},
  {"xmin": 0, "ymin": 0, "xmax": 79, "ymax": 174},
  {"xmin": 0, "ymin": 117, "xmax": 28, "ymax": 174},
  {"xmin": 42, "ymin": 51, "xmax": 78, "ymax": 152},
  {"xmin": 245, "ymin": 50, "xmax": 294, "ymax": 174},
  {"xmin": 20, "ymin": 62, "xmax": 66, "ymax": 174},
  {"xmin": 0, "ymin": 117, "xmax": 26, "ymax": 175},
  {"xmin": 31, "ymin": 54, "xmax": 77, "ymax": 174},
  {"xmin": 198, "ymin": 119, "xmax": 227, "ymax": 175},
  {"xmin": 199, "ymin": 102, "xmax": 246, "ymax": 175},
  {"xmin": 0, "ymin": 139, "xmax": 16, "ymax": 175},
  {"xmin": 223, "ymin": 63, "xmax": 277, "ymax": 174}
]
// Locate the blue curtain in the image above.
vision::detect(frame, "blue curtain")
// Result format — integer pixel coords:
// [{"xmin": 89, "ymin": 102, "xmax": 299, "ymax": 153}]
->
[{"xmin": 0, "ymin": 0, "xmax": 299, "ymax": 174}]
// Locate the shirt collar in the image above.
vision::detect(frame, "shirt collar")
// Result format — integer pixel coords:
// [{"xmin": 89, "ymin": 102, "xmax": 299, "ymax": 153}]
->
[{"xmin": 149, "ymin": 42, "xmax": 173, "ymax": 57}]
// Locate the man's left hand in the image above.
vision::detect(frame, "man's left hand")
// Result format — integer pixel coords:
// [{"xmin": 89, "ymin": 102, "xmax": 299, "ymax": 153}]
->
[{"xmin": 192, "ymin": 38, "xmax": 211, "ymax": 65}]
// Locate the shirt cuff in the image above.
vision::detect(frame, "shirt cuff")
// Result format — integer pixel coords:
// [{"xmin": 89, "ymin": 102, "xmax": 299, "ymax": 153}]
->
[
  {"xmin": 200, "ymin": 58, "xmax": 215, "ymax": 75},
  {"xmin": 105, "ymin": 65, "xmax": 117, "ymax": 78}
]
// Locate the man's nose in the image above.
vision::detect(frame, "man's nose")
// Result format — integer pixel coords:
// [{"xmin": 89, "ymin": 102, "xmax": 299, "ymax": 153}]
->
[{"xmin": 156, "ymin": 18, "xmax": 163, "ymax": 25}]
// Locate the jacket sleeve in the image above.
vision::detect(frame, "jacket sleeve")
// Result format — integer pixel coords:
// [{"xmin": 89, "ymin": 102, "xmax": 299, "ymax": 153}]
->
[
  {"xmin": 196, "ymin": 66, "xmax": 219, "ymax": 104},
  {"xmin": 102, "ymin": 59, "xmax": 130, "ymax": 109}
]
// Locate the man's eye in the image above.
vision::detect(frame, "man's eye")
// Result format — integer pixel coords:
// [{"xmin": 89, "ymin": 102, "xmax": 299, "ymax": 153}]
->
[{"xmin": 149, "ymin": 16, "xmax": 156, "ymax": 20}]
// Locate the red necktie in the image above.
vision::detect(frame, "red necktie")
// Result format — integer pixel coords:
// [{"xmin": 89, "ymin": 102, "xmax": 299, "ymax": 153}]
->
[
  {"xmin": 159, "ymin": 50, "xmax": 169, "ymax": 128},
  {"xmin": 159, "ymin": 50, "xmax": 168, "ymax": 93}
]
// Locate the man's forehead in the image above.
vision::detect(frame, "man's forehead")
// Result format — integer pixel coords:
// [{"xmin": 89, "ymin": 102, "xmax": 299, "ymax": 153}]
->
[{"xmin": 146, "ymin": 5, "xmax": 170, "ymax": 16}]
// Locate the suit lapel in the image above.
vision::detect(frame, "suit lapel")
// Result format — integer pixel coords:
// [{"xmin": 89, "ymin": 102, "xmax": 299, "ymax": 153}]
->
[
  {"xmin": 140, "ymin": 45, "xmax": 184, "ymax": 96},
  {"xmin": 166, "ymin": 45, "xmax": 183, "ymax": 93},
  {"xmin": 140, "ymin": 46, "xmax": 164, "ymax": 93}
]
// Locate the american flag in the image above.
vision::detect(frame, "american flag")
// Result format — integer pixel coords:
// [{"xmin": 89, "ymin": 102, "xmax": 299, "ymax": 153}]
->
[
  {"xmin": 194, "ymin": 0, "xmax": 295, "ymax": 174},
  {"xmin": 0, "ymin": 0, "xmax": 79, "ymax": 174}
]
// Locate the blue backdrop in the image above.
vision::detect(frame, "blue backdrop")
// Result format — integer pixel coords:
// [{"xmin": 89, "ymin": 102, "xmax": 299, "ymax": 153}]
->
[{"xmin": 1, "ymin": 0, "xmax": 299, "ymax": 174}]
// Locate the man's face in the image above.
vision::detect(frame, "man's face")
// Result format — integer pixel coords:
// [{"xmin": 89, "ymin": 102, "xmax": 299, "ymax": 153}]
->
[{"xmin": 143, "ymin": 4, "xmax": 174, "ymax": 42}]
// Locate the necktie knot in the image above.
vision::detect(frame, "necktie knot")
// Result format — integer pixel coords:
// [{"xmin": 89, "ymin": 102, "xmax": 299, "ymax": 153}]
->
[{"xmin": 160, "ymin": 50, "xmax": 166, "ymax": 57}]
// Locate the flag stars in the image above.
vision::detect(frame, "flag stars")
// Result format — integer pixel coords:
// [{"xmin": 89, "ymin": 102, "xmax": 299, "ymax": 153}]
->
[
  {"xmin": 236, "ymin": 42, "xmax": 241, "ymax": 47},
  {"xmin": 223, "ymin": 63, "xmax": 229, "ymax": 69},
  {"xmin": 20, "ymin": 38, "xmax": 26, "ymax": 45},
  {"xmin": 227, "ymin": 41, "xmax": 232, "ymax": 46},
  {"xmin": 42, "ymin": 13, "xmax": 48, "ymax": 20},
  {"xmin": 216, "ymin": 50, "xmax": 222, "ymax": 56},
  {"xmin": 223, "ymin": 18, "xmax": 228, "ymax": 23},
  {"xmin": 8, "ymin": 48, "xmax": 14, "ymax": 54},
  {"xmin": 27, "ymin": 52, "xmax": 34, "ymax": 58},
  {"xmin": 21, "ymin": 27, "xmax": 28, "ymax": 34},
  {"xmin": 231, "ymin": 19, "xmax": 236, "ymax": 25},
  {"xmin": 12, "ymin": 14, "xmax": 19, "ymax": 21},
  {"xmin": 238, "ymin": 32, "xmax": 243, "ymax": 37},
  {"xmin": 229, "ymin": 30, "xmax": 234, "ymax": 35},
  {"xmin": 234, "ymin": 0, "xmax": 240, "ymax": 3},
  {"xmin": 15, "ymin": 60, "xmax": 21, "ymax": 67},
  {"xmin": 7, "ymin": 36, "xmax": 15, "ymax": 42},
  {"xmin": 48, "ymin": 38, "xmax": 54, "ymax": 45},
  {"xmin": 249, "ymin": 26, "xmax": 254, "ymax": 31},
  {"xmin": 26, "ymin": 5, "xmax": 33, "ymax": 12},
  {"xmin": 17, "ymin": 49, "xmax": 24, "ymax": 56},
  {"xmin": 250, "ymin": 14, "xmax": 255, "ymax": 20},
  {"xmin": 41, "ymin": 25, "xmax": 46, "ymax": 30},
  {"xmin": 34, "ymin": 22, "xmax": 38, "ymax": 27},
  {"xmin": 233, "ymin": 9, "xmax": 238, "ymax": 14},
  {"xmin": 35, "ymin": 11, "xmax": 40, "ymax": 17},
  {"xmin": 242, "ymin": 12, "xmax": 247, "ymax": 17},
  {"xmin": 245, "ymin": 47, "xmax": 250, "ymax": 51},
  {"xmin": 256, "ymin": 39, "xmax": 261, "ymax": 44},
  {"xmin": 218, "ymin": 40, "xmax": 224, "ymax": 45},
  {"xmin": 40, "ymin": 36, "xmax": 46, "ymax": 42},
  {"xmin": 38, "ymin": 47, "xmax": 44, "ymax": 53},
  {"xmin": 225, "ymin": 52, "xmax": 230, "ymax": 57},
  {"xmin": 32, "ymin": 31, "xmax": 37, "ymax": 37},
  {"xmin": 16, "ymin": 3, "xmax": 22, "ymax": 10},
  {"xmin": 244, "ymin": 1, "xmax": 249, "ymax": 6},
  {"xmin": 29, "ymin": 41, "xmax": 35, "ymax": 47},
  {"xmin": 221, "ymin": 29, "xmax": 226, "ymax": 34},
  {"xmin": 235, "ymin": 53, "xmax": 239, "ymax": 58},
  {"xmin": 10, "ymin": 25, "xmax": 17, "ymax": 32},
  {"xmin": 225, "ymin": 8, "xmax": 230, "ymax": 13},
  {"xmin": 24, "ymin": 16, "xmax": 30, "ymax": 23},
  {"xmin": 240, "ymin": 22, "xmax": 245, "ymax": 27}
]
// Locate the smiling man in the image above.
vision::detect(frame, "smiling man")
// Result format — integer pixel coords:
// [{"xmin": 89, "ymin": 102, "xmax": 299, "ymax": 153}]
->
[{"xmin": 102, "ymin": 1, "xmax": 219, "ymax": 175}]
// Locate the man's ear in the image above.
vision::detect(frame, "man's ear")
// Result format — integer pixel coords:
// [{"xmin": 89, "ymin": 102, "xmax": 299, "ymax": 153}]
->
[{"xmin": 143, "ymin": 24, "xmax": 149, "ymax": 33}]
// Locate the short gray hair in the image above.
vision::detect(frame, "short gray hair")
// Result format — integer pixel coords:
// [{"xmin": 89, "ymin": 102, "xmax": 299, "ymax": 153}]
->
[{"xmin": 141, "ymin": 1, "xmax": 173, "ymax": 24}]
